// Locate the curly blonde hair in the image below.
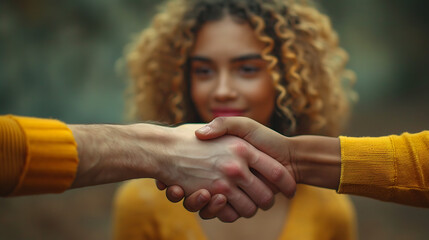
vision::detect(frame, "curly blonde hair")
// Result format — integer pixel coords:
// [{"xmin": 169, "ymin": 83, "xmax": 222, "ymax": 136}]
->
[{"xmin": 126, "ymin": 0, "xmax": 355, "ymax": 136}]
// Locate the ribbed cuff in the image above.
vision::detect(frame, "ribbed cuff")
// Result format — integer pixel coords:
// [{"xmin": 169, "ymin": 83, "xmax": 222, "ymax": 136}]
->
[
  {"xmin": 0, "ymin": 116, "xmax": 27, "ymax": 196},
  {"xmin": 8, "ymin": 116, "xmax": 79, "ymax": 196},
  {"xmin": 337, "ymin": 135, "xmax": 396, "ymax": 201}
]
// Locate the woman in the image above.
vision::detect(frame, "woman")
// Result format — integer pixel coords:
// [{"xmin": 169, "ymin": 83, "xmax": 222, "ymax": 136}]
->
[{"xmin": 114, "ymin": 0, "xmax": 357, "ymax": 239}]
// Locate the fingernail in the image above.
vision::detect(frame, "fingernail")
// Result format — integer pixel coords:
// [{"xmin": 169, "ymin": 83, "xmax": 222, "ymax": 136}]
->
[
  {"xmin": 198, "ymin": 193, "xmax": 208, "ymax": 203},
  {"xmin": 214, "ymin": 195, "xmax": 226, "ymax": 205},
  {"xmin": 197, "ymin": 125, "xmax": 211, "ymax": 134}
]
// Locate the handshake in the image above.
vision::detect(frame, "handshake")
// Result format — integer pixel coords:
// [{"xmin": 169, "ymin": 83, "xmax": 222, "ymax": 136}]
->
[
  {"xmin": 144, "ymin": 117, "xmax": 342, "ymax": 222},
  {"xmin": 6, "ymin": 114, "xmax": 425, "ymax": 224}
]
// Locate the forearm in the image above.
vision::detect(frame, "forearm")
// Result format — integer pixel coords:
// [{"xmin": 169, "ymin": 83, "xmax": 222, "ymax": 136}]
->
[
  {"xmin": 69, "ymin": 123, "xmax": 169, "ymax": 188},
  {"xmin": 290, "ymin": 135, "xmax": 341, "ymax": 190}
]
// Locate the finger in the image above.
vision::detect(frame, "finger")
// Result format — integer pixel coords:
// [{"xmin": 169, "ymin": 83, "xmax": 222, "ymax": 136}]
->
[
  {"xmin": 220, "ymin": 157, "xmax": 274, "ymax": 210},
  {"xmin": 250, "ymin": 168, "xmax": 280, "ymax": 193},
  {"xmin": 196, "ymin": 117, "xmax": 283, "ymax": 159},
  {"xmin": 165, "ymin": 185, "xmax": 185, "ymax": 203},
  {"xmin": 195, "ymin": 117, "xmax": 255, "ymax": 140},
  {"xmin": 210, "ymin": 176, "xmax": 257, "ymax": 218},
  {"xmin": 198, "ymin": 194, "xmax": 227, "ymax": 219},
  {"xmin": 228, "ymin": 144, "xmax": 275, "ymax": 210},
  {"xmin": 248, "ymin": 150, "xmax": 296, "ymax": 198},
  {"xmin": 200, "ymin": 197, "xmax": 240, "ymax": 223},
  {"xmin": 183, "ymin": 189, "xmax": 211, "ymax": 212},
  {"xmin": 216, "ymin": 203, "xmax": 240, "ymax": 222},
  {"xmin": 155, "ymin": 180, "xmax": 167, "ymax": 190},
  {"xmin": 220, "ymin": 185, "xmax": 258, "ymax": 218},
  {"xmin": 203, "ymin": 117, "xmax": 296, "ymax": 199},
  {"xmin": 236, "ymin": 174, "xmax": 274, "ymax": 210}
]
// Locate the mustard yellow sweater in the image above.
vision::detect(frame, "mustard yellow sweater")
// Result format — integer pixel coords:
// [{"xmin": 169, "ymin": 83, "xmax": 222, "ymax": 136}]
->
[
  {"xmin": 0, "ymin": 115, "xmax": 78, "ymax": 196},
  {"xmin": 338, "ymin": 131, "xmax": 429, "ymax": 207},
  {"xmin": 113, "ymin": 179, "xmax": 357, "ymax": 240}
]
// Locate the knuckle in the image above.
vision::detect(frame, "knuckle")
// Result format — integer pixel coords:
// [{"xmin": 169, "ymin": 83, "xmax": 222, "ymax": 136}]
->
[
  {"xmin": 249, "ymin": 154, "xmax": 260, "ymax": 166},
  {"xmin": 221, "ymin": 161, "xmax": 245, "ymax": 179},
  {"xmin": 212, "ymin": 179, "xmax": 232, "ymax": 195},
  {"xmin": 217, "ymin": 206, "xmax": 240, "ymax": 222},
  {"xmin": 242, "ymin": 174, "xmax": 255, "ymax": 188},
  {"xmin": 230, "ymin": 140, "xmax": 250, "ymax": 157},
  {"xmin": 242, "ymin": 204, "xmax": 257, "ymax": 218},
  {"xmin": 258, "ymin": 192, "xmax": 274, "ymax": 209},
  {"xmin": 214, "ymin": 116, "xmax": 226, "ymax": 125},
  {"xmin": 271, "ymin": 165, "xmax": 285, "ymax": 183},
  {"xmin": 210, "ymin": 117, "xmax": 226, "ymax": 131},
  {"xmin": 242, "ymin": 118, "xmax": 256, "ymax": 132}
]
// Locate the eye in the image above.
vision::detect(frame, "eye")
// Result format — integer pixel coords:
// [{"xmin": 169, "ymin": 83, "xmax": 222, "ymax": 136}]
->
[
  {"xmin": 238, "ymin": 65, "xmax": 260, "ymax": 76},
  {"xmin": 192, "ymin": 66, "xmax": 214, "ymax": 79},
  {"xmin": 195, "ymin": 67, "xmax": 212, "ymax": 75},
  {"xmin": 241, "ymin": 65, "xmax": 259, "ymax": 72}
]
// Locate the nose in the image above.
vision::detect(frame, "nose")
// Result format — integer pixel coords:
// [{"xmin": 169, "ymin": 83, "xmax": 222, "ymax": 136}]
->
[{"xmin": 213, "ymin": 71, "xmax": 237, "ymax": 101}]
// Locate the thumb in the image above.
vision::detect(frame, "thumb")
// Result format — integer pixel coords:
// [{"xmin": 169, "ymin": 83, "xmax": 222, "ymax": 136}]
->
[
  {"xmin": 196, "ymin": 117, "xmax": 296, "ymax": 198},
  {"xmin": 196, "ymin": 117, "xmax": 287, "ymax": 161},
  {"xmin": 195, "ymin": 117, "xmax": 255, "ymax": 140}
]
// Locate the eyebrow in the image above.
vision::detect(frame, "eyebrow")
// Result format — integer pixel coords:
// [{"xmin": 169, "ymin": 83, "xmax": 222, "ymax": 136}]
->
[
  {"xmin": 189, "ymin": 54, "xmax": 262, "ymax": 63},
  {"xmin": 232, "ymin": 54, "xmax": 262, "ymax": 62}
]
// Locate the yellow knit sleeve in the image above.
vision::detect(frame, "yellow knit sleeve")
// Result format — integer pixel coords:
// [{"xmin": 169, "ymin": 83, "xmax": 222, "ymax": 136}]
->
[
  {"xmin": 338, "ymin": 131, "xmax": 429, "ymax": 207},
  {"xmin": 0, "ymin": 115, "xmax": 27, "ymax": 196},
  {"xmin": 0, "ymin": 115, "xmax": 79, "ymax": 196}
]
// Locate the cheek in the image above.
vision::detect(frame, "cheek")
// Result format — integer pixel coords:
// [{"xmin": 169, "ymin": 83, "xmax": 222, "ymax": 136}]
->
[
  {"xmin": 191, "ymin": 81, "xmax": 211, "ymax": 119},
  {"xmin": 245, "ymin": 78, "xmax": 276, "ymax": 123},
  {"xmin": 252, "ymin": 87, "xmax": 276, "ymax": 112},
  {"xmin": 191, "ymin": 81, "xmax": 206, "ymax": 106},
  {"xmin": 245, "ymin": 76, "xmax": 275, "ymax": 104}
]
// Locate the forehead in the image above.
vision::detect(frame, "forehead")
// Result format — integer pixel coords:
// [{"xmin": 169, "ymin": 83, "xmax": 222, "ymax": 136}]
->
[{"xmin": 191, "ymin": 16, "xmax": 265, "ymax": 57}]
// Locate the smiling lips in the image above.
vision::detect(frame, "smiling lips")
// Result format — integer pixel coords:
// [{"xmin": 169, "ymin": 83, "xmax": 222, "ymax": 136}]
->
[{"xmin": 212, "ymin": 109, "xmax": 245, "ymax": 118}]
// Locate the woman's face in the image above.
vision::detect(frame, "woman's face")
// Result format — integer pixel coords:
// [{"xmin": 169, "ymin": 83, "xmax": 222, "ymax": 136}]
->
[{"xmin": 190, "ymin": 15, "xmax": 276, "ymax": 126}]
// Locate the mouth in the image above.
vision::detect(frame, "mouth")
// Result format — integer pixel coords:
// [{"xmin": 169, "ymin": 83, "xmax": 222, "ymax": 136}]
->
[{"xmin": 212, "ymin": 109, "xmax": 245, "ymax": 118}]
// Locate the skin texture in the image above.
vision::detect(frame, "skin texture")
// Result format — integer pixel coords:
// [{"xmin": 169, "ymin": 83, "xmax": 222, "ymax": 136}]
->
[
  {"xmin": 190, "ymin": 16, "xmax": 276, "ymax": 126},
  {"xmin": 166, "ymin": 117, "xmax": 342, "ymax": 220},
  {"xmin": 68, "ymin": 122, "xmax": 295, "ymax": 221},
  {"xmin": 197, "ymin": 117, "xmax": 341, "ymax": 190}
]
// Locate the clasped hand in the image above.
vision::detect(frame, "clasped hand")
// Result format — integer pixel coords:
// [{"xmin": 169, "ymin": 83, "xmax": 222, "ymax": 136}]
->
[{"xmin": 157, "ymin": 117, "xmax": 298, "ymax": 222}]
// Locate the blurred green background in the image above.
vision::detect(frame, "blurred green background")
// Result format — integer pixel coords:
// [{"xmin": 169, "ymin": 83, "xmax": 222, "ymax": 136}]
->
[{"xmin": 1, "ymin": 0, "xmax": 428, "ymax": 239}]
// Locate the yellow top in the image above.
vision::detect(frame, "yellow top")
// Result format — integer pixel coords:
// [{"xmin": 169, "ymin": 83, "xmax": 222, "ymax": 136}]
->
[
  {"xmin": 113, "ymin": 179, "xmax": 357, "ymax": 240},
  {"xmin": 0, "ymin": 115, "xmax": 79, "ymax": 196},
  {"xmin": 338, "ymin": 131, "xmax": 429, "ymax": 207}
]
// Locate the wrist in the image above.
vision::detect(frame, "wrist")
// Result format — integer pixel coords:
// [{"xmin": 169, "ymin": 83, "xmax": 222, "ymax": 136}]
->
[
  {"xmin": 127, "ymin": 123, "xmax": 175, "ymax": 181},
  {"xmin": 69, "ymin": 123, "xmax": 172, "ymax": 188},
  {"xmin": 289, "ymin": 135, "xmax": 341, "ymax": 190}
]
